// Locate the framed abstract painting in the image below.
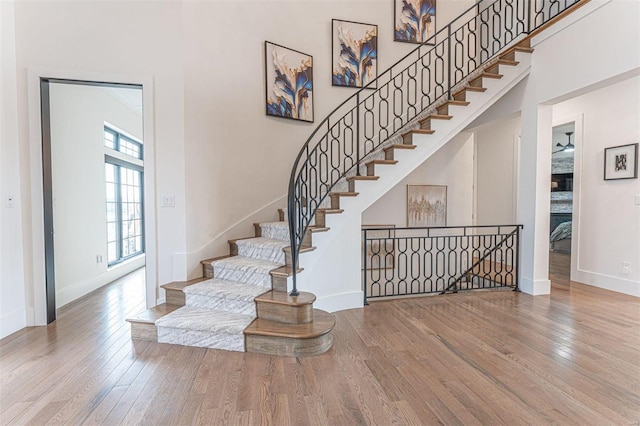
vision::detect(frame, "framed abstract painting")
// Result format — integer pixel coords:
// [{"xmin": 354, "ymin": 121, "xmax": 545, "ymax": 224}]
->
[
  {"xmin": 394, "ymin": 0, "xmax": 437, "ymax": 45},
  {"xmin": 265, "ymin": 41, "xmax": 314, "ymax": 123},
  {"xmin": 604, "ymin": 143, "xmax": 638, "ymax": 180},
  {"xmin": 332, "ymin": 19, "xmax": 378, "ymax": 88},
  {"xmin": 407, "ymin": 184, "xmax": 447, "ymax": 227}
]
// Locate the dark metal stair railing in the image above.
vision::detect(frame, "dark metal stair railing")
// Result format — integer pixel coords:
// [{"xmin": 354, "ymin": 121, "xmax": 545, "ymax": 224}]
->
[
  {"xmin": 438, "ymin": 225, "xmax": 522, "ymax": 294},
  {"xmin": 287, "ymin": 0, "xmax": 583, "ymax": 296},
  {"xmin": 362, "ymin": 225, "xmax": 523, "ymax": 304}
]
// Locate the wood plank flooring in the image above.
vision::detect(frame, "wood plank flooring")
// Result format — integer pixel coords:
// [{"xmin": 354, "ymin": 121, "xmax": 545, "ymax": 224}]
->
[{"xmin": 2, "ymin": 259, "xmax": 639, "ymax": 425}]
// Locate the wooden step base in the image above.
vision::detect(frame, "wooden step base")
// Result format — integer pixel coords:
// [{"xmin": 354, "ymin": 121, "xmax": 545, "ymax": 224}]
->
[
  {"xmin": 255, "ymin": 290, "xmax": 316, "ymax": 324},
  {"xmin": 201, "ymin": 255, "xmax": 232, "ymax": 279},
  {"xmin": 270, "ymin": 266, "xmax": 304, "ymax": 292},
  {"xmin": 126, "ymin": 303, "xmax": 181, "ymax": 341},
  {"xmin": 160, "ymin": 277, "xmax": 208, "ymax": 306},
  {"xmin": 245, "ymin": 309, "xmax": 335, "ymax": 357}
]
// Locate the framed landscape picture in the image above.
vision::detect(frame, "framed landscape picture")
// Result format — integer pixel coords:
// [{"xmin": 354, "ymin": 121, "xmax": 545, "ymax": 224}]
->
[
  {"xmin": 265, "ymin": 41, "xmax": 314, "ymax": 123},
  {"xmin": 407, "ymin": 185, "xmax": 446, "ymax": 227},
  {"xmin": 362, "ymin": 225, "xmax": 395, "ymax": 270},
  {"xmin": 332, "ymin": 19, "xmax": 378, "ymax": 88},
  {"xmin": 394, "ymin": 0, "xmax": 437, "ymax": 45},
  {"xmin": 604, "ymin": 143, "xmax": 638, "ymax": 180}
]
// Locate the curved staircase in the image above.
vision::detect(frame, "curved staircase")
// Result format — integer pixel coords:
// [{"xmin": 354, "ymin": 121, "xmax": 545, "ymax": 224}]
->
[
  {"xmin": 127, "ymin": 0, "xmax": 584, "ymax": 356},
  {"xmin": 127, "ymin": 211, "xmax": 335, "ymax": 357}
]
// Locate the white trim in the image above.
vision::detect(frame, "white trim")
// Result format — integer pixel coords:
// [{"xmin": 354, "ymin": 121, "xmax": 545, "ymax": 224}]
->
[
  {"xmin": 519, "ymin": 277, "xmax": 551, "ymax": 295},
  {"xmin": 26, "ymin": 68, "xmax": 158, "ymax": 325},
  {"xmin": 552, "ymin": 113, "xmax": 583, "ymax": 284},
  {"xmin": 56, "ymin": 257, "xmax": 146, "ymax": 308},
  {"xmin": 175, "ymin": 193, "xmax": 287, "ymax": 281},
  {"xmin": 513, "ymin": 133, "xmax": 521, "ymax": 220},
  {"xmin": 314, "ymin": 291, "xmax": 364, "ymax": 313},
  {"xmin": 0, "ymin": 307, "xmax": 27, "ymax": 338},
  {"xmin": 572, "ymin": 269, "xmax": 640, "ymax": 298}
]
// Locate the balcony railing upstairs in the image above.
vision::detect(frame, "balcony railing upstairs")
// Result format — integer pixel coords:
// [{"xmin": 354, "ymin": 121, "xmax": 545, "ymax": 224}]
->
[
  {"xmin": 287, "ymin": 0, "xmax": 584, "ymax": 295},
  {"xmin": 362, "ymin": 225, "xmax": 523, "ymax": 304}
]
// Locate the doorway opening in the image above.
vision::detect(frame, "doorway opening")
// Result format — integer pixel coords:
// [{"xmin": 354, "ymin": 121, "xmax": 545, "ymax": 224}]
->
[
  {"xmin": 549, "ymin": 122, "xmax": 575, "ymax": 285},
  {"xmin": 40, "ymin": 78, "xmax": 146, "ymax": 323}
]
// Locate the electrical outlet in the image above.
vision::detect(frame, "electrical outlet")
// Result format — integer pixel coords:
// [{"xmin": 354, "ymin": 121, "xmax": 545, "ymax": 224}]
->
[
  {"xmin": 96, "ymin": 255, "xmax": 103, "ymax": 264},
  {"xmin": 161, "ymin": 195, "xmax": 175, "ymax": 208},
  {"xmin": 6, "ymin": 195, "xmax": 14, "ymax": 208},
  {"xmin": 622, "ymin": 262, "xmax": 630, "ymax": 276}
]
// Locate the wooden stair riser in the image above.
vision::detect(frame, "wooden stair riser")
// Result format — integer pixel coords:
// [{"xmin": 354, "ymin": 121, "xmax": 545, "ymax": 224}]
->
[
  {"xmin": 271, "ymin": 275, "xmax": 288, "ymax": 293},
  {"xmin": 347, "ymin": 175, "xmax": 379, "ymax": 193},
  {"xmin": 203, "ymin": 262, "xmax": 213, "ymax": 279},
  {"xmin": 419, "ymin": 115, "xmax": 452, "ymax": 131},
  {"xmin": 244, "ymin": 309, "xmax": 335, "ymax": 357},
  {"xmin": 314, "ymin": 209, "xmax": 343, "ymax": 228},
  {"xmin": 365, "ymin": 160, "xmax": 397, "ymax": 177},
  {"xmin": 256, "ymin": 302, "xmax": 313, "ymax": 324},
  {"xmin": 401, "ymin": 129, "xmax": 434, "ymax": 145},
  {"xmin": 329, "ymin": 192, "xmax": 358, "ymax": 209},
  {"xmin": 384, "ymin": 144, "xmax": 416, "ymax": 161},
  {"xmin": 166, "ymin": 289, "xmax": 186, "ymax": 306},
  {"xmin": 283, "ymin": 245, "xmax": 315, "ymax": 268},
  {"xmin": 245, "ymin": 333, "xmax": 333, "ymax": 357},
  {"xmin": 129, "ymin": 322, "xmax": 157, "ymax": 341},
  {"xmin": 436, "ymin": 100, "xmax": 470, "ymax": 116},
  {"xmin": 254, "ymin": 290, "xmax": 316, "ymax": 324}
]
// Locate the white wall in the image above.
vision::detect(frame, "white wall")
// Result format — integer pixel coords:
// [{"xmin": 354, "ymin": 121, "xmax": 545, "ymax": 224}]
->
[
  {"xmin": 1, "ymin": 0, "xmax": 27, "ymax": 338},
  {"xmin": 363, "ymin": 132, "xmax": 475, "ymax": 227},
  {"xmin": 554, "ymin": 76, "xmax": 640, "ymax": 296},
  {"xmin": 49, "ymin": 83, "xmax": 145, "ymax": 308},
  {"xmin": 180, "ymin": 0, "xmax": 475, "ymax": 278},
  {"xmin": 473, "ymin": 115, "xmax": 520, "ymax": 225},
  {"xmin": 467, "ymin": 0, "xmax": 640, "ymax": 296},
  {"xmin": 5, "ymin": 0, "xmax": 477, "ymax": 328},
  {"xmin": 12, "ymin": 1, "xmax": 185, "ymax": 325},
  {"xmin": 6, "ymin": 0, "xmax": 638, "ymax": 334}
]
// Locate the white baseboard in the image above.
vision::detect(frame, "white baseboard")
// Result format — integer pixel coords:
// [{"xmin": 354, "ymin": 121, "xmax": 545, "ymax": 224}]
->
[
  {"xmin": 314, "ymin": 291, "xmax": 364, "ymax": 313},
  {"xmin": 574, "ymin": 269, "xmax": 640, "ymax": 297},
  {"xmin": 519, "ymin": 277, "xmax": 551, "ymax": 295},
  {"xmin": 0, "ymin": 308, "xmax": 27, "ymax": 339},
  {"xmin": 56, "ymin": 256, "xmax": 145, "ymax": 308}
]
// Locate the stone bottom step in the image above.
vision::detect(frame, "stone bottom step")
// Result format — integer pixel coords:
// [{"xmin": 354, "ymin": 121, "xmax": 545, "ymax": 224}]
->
[
  {"xmin": 244, "ymin": 309, "xmax": 335, "ymax": 357},
  {"xmin": 156, "ymin": 306, "xmax": 255, "ymax": 352}
]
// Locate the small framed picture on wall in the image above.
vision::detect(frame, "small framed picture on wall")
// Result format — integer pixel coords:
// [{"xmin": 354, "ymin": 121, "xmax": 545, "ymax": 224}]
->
[{"xmin": 604, "ymin": 143, "xmax": 638, "ymax": 180}]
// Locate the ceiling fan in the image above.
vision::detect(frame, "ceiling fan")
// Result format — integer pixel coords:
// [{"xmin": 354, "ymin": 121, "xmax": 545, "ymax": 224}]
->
[{"xmin": 553, "ymin": 131, "xmax": 575, "ymax": 154}]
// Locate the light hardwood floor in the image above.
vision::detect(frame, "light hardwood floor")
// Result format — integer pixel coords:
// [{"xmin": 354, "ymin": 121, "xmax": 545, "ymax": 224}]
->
[{"xmin": 1, "ymin": 259, "xmax": 639, "ymax": 425}]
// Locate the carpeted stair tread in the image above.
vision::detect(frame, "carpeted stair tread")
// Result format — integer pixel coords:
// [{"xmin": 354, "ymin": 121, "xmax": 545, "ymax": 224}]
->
[
  {"xmin": 156, "ymin": 306, "xmax": 255, "ymax": 333},
  {"xmin": 156, "ymin": 306, "xmax": 255, "ymax": 352},
  {"xmin": 183, "ymin": 278, "xmax": 270, "ymax": 315},
  {"xmin": 212, "ymin": 256, "xmax": 282, "ymax": 288},
  {"xmin": 258, "ymin": 221, "xmax": 289, "ymax": 241},
  {"xmin": 235, "ymin": 237, "xmax": 288, "ymax": 263},
  {"xmin": 185, "ymin": 278, "xmax": 270, "ymax": 300}
]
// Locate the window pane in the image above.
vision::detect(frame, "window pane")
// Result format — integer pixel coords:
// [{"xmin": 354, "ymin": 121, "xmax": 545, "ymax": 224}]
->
[
  {"xmin": 107, "ymin": 222, "xmax": 117, "ymax": 242},
  {"xmin": 106, "ymin": 203, "xmax": 116, "ymax": 222},
  {"xmin": 105, "ymin": 163, "xmax": 115, "ymax": 182},
  {"xmin": 106, "ymin": 183, "xmax": 116, "ymax": 202},
  {"xmin": 107, "ymin": 242, "xmax": 117, "ymax": 263},
  {"xmin": 104, "ymin": 130, "xmax": 115, "ymax": 149}
]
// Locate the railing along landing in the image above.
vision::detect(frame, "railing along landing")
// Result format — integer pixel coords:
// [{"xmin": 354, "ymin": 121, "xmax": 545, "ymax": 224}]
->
[
  {"xmin": 287, "ymin": 0, "xmax": 584, "ymax": 296},
  {"xmin": 362, "ymin": 225, "xmax": 523, "ymax": 304}
]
